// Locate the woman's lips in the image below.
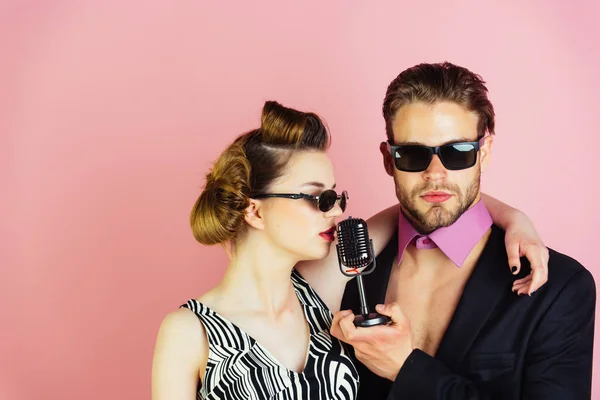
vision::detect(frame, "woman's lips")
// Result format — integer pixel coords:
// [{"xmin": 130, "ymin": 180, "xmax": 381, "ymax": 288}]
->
[{"xmin": 319, "ymin": 226, "xmax": 336, "ymax": 242}]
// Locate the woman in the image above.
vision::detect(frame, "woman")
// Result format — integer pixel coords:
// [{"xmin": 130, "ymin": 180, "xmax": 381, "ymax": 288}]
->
[{"xmin": 151, "ymin": 101, "xmax": 547, "ymax": 399}]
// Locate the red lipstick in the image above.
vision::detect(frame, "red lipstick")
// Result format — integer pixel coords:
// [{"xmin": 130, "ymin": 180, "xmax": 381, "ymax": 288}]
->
[{"xmin": 319, "ymin": 226, "xmax": 336, "ymax": 242}]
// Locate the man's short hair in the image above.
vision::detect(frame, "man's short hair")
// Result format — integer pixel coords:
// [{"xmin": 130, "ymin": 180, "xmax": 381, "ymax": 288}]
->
[{"xmin": 383, "ymin": 62, "xmax": 496, "ymax": 141}]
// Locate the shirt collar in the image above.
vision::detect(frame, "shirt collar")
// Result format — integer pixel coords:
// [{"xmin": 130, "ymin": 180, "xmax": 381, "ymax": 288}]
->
[{"xmin": 397, "ymin": 199, "xmax": 493, "ymax": 268}]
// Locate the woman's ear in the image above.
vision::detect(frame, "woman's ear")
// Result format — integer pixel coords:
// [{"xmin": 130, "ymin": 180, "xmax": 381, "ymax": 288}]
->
[{"xmin": 244, "ymin": 199, "xmax": 265, "ymax": 230}]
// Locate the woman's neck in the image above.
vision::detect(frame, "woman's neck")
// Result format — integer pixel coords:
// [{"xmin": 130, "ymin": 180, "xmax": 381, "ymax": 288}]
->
[{"xmin": 218, "ymin": 233, "xmax": 299, "ymax": 317}]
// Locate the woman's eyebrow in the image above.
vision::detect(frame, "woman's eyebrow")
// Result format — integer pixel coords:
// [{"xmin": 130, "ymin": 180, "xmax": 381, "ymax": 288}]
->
[{"xmin": 300, "ymin": 181, "xmax": 336, "ymax": 189}]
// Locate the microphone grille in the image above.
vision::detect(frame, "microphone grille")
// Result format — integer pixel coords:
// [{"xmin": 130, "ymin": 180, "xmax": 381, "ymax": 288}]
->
[{"xmin": 336, "ymin": 217, "xmax": 373, "ymax": 268}]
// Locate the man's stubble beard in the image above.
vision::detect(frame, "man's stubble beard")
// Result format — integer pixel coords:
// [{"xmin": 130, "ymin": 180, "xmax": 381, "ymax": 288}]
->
[{"xmin": 395, "ymin": 172, "xmax": 481, "ymax": 234}]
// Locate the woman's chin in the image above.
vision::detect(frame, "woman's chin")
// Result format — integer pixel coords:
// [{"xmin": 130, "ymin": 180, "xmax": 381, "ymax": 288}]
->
[
  {"xmin": 315, "ymin": 243, "xmax": 334, "ymax": 259},
  {"xmin": 301, "ymin": 246, "xmax": 332, "ymax": 262}
]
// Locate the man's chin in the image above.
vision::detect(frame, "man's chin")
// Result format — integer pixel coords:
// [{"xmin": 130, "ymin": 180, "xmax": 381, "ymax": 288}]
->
[{"xmin": 418, "ymin": 206, "xmax": 461, "ymax": 231}]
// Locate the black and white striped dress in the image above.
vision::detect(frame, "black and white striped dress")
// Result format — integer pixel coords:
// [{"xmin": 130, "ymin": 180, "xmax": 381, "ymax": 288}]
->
[{"xmin": 181, "ymin": 269, "xmax": 360, "ymax": 400}]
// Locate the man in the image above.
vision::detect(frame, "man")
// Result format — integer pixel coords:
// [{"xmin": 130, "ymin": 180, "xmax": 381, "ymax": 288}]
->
[{"xmin": 331, "ymin": 62, "xmax": 596, "ymax": 399}]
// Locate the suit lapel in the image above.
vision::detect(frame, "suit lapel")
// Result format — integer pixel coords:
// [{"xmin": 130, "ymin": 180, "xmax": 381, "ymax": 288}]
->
[{"xmin": 435, "ymin": 226, "xmax": 512, "ymax": 370}]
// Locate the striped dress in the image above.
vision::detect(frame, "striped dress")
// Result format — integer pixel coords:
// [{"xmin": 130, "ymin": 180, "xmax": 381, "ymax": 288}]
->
[{"xmin": 181, "ymin": 269, "xmax": 360, "ymax": 400}]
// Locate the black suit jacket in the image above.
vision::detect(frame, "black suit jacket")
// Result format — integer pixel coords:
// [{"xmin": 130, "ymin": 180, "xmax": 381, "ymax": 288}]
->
[{"xmin": 341, "ymin": 225, "xmax": 596, "ymax": 399}]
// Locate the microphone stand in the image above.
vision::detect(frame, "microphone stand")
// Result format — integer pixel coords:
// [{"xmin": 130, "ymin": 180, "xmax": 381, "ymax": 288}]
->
[{"xmin": 339, "ymin": 239, "xmax": 391, "ymax": 327}]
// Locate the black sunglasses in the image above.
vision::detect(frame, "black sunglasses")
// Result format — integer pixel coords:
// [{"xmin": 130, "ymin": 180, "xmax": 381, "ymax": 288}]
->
[
  {"xmin": 251, "ymin": 189, "xmax": 348, "ymax": 212},
  {"xmin": 386, "ymin": 137, "xmax": 486, "ymax": 172}
]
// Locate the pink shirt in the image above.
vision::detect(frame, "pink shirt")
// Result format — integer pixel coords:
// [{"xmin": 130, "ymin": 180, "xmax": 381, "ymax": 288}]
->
[{"xmin": 397, "ymin": 200, "xmax": 493, "ymax": 268}]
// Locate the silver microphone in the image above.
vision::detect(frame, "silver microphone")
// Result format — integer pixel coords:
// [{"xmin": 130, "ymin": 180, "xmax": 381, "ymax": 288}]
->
[
  {"xmin": 336, "ymin": 216, "xmax": 391, "ymax": 327},
  {"xmin": 336, "ymin": 217, "xmax": 374, "ymax": 270}
]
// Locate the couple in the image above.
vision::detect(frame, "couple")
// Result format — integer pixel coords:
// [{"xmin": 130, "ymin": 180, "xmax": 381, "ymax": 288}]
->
[{"xmin": 152, "ymin": 62, "xmax": 595, "ymax": 399}]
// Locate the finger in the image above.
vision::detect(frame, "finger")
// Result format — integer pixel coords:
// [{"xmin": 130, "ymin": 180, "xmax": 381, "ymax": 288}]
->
[
  {"xmin": 512, "ymin": 283, "xmax": 530, "ymax": 293},
  {"xmin": 523, "ymin": 247, "xmax": 548, "ymax": 295},
  {"xmin": 513, "ymin": 277, "xmax": 538, "ymax": 296},
  {"xmin": 530, "ymin": 261, "xmax": 548, "ymax": 293},
  {"xmin": 512, "ymin": 282, "xmax": 530, "ymax": 295},
  {"xmin": 512, "ymin": 275, "xmax": 532, "ymax": 292},
  {"xmin": 512, "ymin": 278, "xmax": 531, "ymax": 288},
  {"xmin": 505, "ymin": 241, "xmax": 521, "ymax": 275},
  {"xmin": 337, "ymin": 309, "xmax": 354, "ymax": 318},
  {"xmin": 516, "ymin": 286, "xmax": 533, "ymax": 296},
  {"xmin": 332, "ymin": 309, "xmax": 354, "ymax": 324},
  {"xmin": 331, "ymin": 310, "xmax": 354, "ymax": 338},
  {"xmin": 375, "ymin": 303, "xmax": 406, "ymax": 325},
  {"xmin": 512, "ymin": 275, "xmax": 533, "ymax": 287},
  {"xmin": 330, "ymin": 311, "xmax": 346, "ymax": 331},
  {"xmin": 338, "ymin": 312, "xmax": 358, "ymax": 341},
  {"xmin": 512, "ymin": 276, "xmax": 532, "ymax": 292}
]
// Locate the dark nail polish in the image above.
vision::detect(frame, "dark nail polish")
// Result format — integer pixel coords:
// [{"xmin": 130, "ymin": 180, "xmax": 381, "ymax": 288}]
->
[{"xmin": 511, "ymin": 266, "xmax": 518, "ymax": 274}]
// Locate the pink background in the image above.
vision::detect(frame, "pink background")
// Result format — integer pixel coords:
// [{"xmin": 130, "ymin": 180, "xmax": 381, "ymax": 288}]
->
[{"xmin": 2, "ymin": 1, "xmax": 599, "ymax": 398}]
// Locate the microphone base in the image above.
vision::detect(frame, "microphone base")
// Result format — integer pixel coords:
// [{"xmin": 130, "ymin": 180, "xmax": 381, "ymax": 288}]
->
[{"xmin": 354, "ymin": 313, "xmax": 391, "ymax": 327}]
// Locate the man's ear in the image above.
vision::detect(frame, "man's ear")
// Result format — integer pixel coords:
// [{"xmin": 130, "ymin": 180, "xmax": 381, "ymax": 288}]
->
[
  {"xmin": 480, "ymin": 134, "xmax": 494, "ymax": 173},
  {"xmin": 244, "ymin": 199, "xmax": 265, "ymax": 230},
  {"xmin": 379, "ymin": 142, "xmax": 395, "ymax": 177}
]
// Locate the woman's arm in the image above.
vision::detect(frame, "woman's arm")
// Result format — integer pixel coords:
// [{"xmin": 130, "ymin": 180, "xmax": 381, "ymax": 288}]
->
[
  {"xmin": 152, "ymin": 309, "xmax": 208, "ymax": 400},
  {"xmin": 369, "ymin": 196, "xmax": 550, "ymax": 297},
  {"xmin": 481, "ymin": 193, "xmax": 549, "ymax": 295},
  {"xmin": 298, "ymin": 193, "xmax": 549, "ymax": 312}
]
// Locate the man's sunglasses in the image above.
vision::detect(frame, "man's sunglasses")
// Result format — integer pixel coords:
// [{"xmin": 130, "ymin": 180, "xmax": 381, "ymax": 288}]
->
[
  {"xmin": 251, "ymin": 189, "xmax": 348, "ymax": 212},
  {"xmin": 386, "ymin": 137, "xmax": 486, "ymax": 172}
]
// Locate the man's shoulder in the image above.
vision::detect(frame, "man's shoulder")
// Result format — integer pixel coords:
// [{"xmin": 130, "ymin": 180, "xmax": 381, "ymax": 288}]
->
[{"xmin": 545, "ymin": 246, "xmax": 596, "ymax": 292}]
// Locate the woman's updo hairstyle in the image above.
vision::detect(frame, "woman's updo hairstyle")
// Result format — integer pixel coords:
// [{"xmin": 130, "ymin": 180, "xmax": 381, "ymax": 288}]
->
[{"xmin": 190, "ymin": 101, "xmax": 330, "ymax": 245}]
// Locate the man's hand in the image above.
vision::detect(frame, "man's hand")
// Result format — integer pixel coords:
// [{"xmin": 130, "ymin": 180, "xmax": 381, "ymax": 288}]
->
[
  {"xmin": 330, "ymin": 303, "xmax": 415, "ymax": 381},
  {"xmin": 504, "ymin": 212, "xmax": 549, "ymax": 296}
]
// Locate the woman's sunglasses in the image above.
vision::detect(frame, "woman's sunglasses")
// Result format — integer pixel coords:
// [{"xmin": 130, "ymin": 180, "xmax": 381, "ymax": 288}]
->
[
  {"xmin": 251, "ymin": 189, "xmax": 348, "ymax": 212},
  {"xmin": 386, "ymin": 137, "xmax": 486, "ymax": 172}
]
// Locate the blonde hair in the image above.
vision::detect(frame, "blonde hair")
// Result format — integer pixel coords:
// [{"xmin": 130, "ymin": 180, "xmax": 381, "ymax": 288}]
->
[{"xmin": 190, "ymin": 101, "xmax": 330, "ymax": 245}]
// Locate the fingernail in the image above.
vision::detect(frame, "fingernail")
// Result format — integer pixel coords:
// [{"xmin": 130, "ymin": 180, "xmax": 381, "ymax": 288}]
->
[{"xmin": 511, "ymin": 266, "xmax": 518, "ymax": 274}]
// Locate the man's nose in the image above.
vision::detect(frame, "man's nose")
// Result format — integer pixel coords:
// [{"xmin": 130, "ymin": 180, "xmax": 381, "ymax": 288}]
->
[{"xmin": 423, "ymin": 154, "xmax": 448, "ymax": 181}]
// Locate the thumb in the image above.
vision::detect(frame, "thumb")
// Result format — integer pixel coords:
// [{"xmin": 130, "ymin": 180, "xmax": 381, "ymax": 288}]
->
[
  {"xmin": 375, "ymin": 303, "xmax": 405, "ymax": 323},
  {"xmin": 338, "ymin": 309, "xmax": 354, "ymax": 317},
  {"xmin": 375, "ymin": 303, "xmax": 389, "ymax": 314}
]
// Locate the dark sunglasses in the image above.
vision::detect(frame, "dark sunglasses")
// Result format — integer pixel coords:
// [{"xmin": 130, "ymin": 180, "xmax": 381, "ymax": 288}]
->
[
  {"xmin": 251, "ymin": 189, "xmax": 348, "ymax": 212},
  {"xmin": 386, "ymin": 137, "xmax": 486, "ymax": 172}
]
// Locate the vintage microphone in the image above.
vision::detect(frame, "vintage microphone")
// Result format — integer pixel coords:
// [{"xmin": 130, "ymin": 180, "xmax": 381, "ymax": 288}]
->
[{"xmin": 336, "ymin": 216, "xmax": 391, "ymax": 327}]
